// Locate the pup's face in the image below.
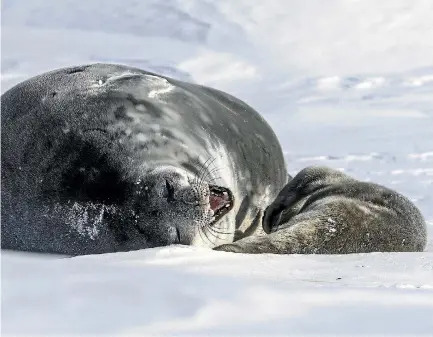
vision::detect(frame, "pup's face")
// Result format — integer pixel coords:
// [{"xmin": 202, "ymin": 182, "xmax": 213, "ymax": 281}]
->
[{"xmin": 262, "ymin": 166, "xmax": 350, "ymax": 233}]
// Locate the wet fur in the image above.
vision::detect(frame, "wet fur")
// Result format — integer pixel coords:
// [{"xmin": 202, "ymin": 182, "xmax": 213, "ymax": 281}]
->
[{"xmin": 215, "ymin": 166, "xmax": 427, "ymax": 254}]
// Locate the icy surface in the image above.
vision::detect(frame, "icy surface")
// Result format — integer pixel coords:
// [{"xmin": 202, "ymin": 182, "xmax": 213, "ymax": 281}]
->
[{"xmin": 1, "ymin": 0, "xmax": 433, "ymax": 335}]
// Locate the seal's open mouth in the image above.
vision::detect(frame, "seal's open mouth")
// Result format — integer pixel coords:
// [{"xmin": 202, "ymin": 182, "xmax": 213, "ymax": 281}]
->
[{"xmin": 209, "ymin": 185, "xmax": 234, "ymax": 225}]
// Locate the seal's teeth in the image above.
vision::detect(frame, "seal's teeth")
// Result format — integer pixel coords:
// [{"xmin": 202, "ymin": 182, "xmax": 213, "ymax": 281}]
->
[{"xmin": 225, "ymin": 204, "xmax": 230, "ymax": 208}]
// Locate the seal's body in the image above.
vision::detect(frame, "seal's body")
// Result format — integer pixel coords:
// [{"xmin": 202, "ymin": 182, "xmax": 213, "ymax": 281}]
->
[
  {"xmin": 1, "ymin": 63, "xmax": 287, "ymax": 255},
  {"xmin": 215, "ymin": 166, "xmax": 427, "ymax": 254}
]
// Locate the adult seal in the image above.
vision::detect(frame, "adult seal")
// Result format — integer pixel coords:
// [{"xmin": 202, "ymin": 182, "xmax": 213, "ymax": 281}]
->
[
  {"xmin": 1, "ymin": 63, "xmax": 287, "ymax": 255},
  {"xmin": 215, "ymin": 166, "xmax": 427, "ymax": 254}
]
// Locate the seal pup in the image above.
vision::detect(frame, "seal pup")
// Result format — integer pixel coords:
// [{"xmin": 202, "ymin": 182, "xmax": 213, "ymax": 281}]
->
[
  {"xmin": 1, "ymin": 63, "xmax": 287, "ymax": 255},
  {"xmin": 214, "ymin": 166, "xmax": 427, "ymax": 254}
]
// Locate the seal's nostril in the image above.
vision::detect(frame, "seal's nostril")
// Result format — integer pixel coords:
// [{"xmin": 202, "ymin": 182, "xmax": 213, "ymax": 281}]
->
[{"xmin": 165, "ymin": 179, "xmax": 176, "ymax": 202}]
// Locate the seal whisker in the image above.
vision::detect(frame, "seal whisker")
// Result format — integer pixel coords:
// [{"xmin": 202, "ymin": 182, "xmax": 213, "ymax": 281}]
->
[
  {"xmin": 203, "ymin": 170, "xmax": 221, "ymax": 186},
  {"xmin": 206, "ymin": 225, "xmax": 232, "ymax": 236},
  {"xmin": 203, "ymin": 227, "xmax": 224, "ymax": 241},
  {"xmin": 205, "ymin": 176, "xmax": 222, "ymax": 184},
  {"xmin": 202, "ymin": 223, "xmax": 229, "ymax": 241},
  {"xmin": 198, "ymin": 157, "xmax": 217, "ymax": 186},
  {"xmin": 209, "ymin": 221, "xmax": 234, "ymax": 231},
  {"xmin": 198, "ymin": 223, "xmax": 215, "ymax": 246},
  {"xmin": 194, "ymin": 221, "xmax": 207, "ymax": 244},
  {"xmin": 196, "ymin": 157, "xmax": 213, "ymax": 185},
  {"xmin": 208, "ymin": 166, "xmax": 222, "ymax": 175},
  {"xmin": 201, "ymin": 161, "xmax": 220, "ymax": 185}
]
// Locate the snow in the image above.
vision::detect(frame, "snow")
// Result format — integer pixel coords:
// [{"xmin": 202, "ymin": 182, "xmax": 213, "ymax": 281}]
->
[
  {"xmin": 2, "ymin": 248, "xmax": 433, "ymax": 336},
  {"xmin": 1, "ymin": 0, "xmax": 433, "ymax": 335}
]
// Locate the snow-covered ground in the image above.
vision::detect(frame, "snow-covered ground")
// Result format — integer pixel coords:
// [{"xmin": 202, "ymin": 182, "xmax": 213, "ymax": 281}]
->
[{"xmin": 1, "ymin": 0, "xmax": 433, "ymax": 335}]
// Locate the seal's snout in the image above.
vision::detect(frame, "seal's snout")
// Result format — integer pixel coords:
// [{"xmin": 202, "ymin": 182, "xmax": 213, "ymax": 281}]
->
[
  {"xmin": 179, "ymin": 182, "xmax": 210, "ymax": 205},
  {"xmin": 155, "ymin": 166, "xmax": 235, "ymax": 228}
]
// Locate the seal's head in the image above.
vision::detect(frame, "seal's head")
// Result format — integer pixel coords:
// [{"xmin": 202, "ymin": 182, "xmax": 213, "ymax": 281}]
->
[
  {"xmin": 51, "ymin": 126, "xmax": 237, "ymax": 250},
  {"xmin": 128, "ymin": 165, "xmax": 234, "ymax": 247},
  {"xmin": 32, "ymin": 95, "xmax": 238, "ymax": 251},
  {"xmin": 262, "ymin": 166, "xmax": 353, "ymax": 234}
]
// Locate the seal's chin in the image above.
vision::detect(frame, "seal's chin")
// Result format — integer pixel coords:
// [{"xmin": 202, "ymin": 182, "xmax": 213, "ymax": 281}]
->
[{"xmin": 209, "ymin": 185, "xmax": 234, "ymax": 225}]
